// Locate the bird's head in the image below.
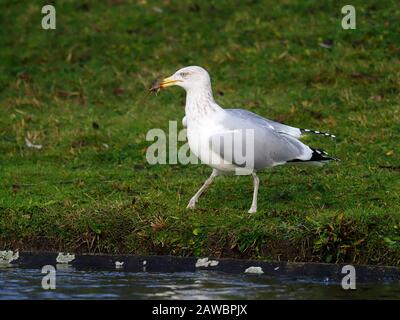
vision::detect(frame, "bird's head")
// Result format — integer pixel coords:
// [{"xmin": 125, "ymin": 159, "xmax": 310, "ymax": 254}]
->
[{"xmin": 155, "ymin": 66, "xmax": 211, "ymax": 92}]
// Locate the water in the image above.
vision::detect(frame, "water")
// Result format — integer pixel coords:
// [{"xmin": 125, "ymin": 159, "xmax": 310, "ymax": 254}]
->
[{"xmin": 1, "ymin": 266, "xmax": 399, "ymax": 299}]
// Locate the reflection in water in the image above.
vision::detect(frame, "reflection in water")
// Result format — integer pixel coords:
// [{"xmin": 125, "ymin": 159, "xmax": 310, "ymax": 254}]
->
[{"xmin": 0, "ymin": 266, "xmax": 399, "ymax": 300}]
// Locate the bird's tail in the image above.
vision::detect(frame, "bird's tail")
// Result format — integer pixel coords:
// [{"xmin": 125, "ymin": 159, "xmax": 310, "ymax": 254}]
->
[{"xmin": 288, "ymin": 148, "xmax": 339, "ymax": 166}]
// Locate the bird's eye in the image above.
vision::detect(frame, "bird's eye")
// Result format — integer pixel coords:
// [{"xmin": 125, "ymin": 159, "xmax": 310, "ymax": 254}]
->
[{"xmin": 179, "ymin": 72, "xmax": 189, "ymax": 78}]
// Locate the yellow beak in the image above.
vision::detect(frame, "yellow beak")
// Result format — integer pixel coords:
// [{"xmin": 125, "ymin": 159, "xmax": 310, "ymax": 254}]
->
[{"xmin": 159, "ymin": 76, "xmax": 181, "ymax": 88}]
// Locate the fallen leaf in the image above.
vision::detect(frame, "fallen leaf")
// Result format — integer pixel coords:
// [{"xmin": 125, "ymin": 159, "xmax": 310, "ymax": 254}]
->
[
  {"xmin": 113, "ymin": 87, "xmax": 124, "ymax": 96},
  {"xmin": 319, "ymin": 39, "xmax": 334, "ymax": 49},
  {"xmin": 25, "ymin": 137, "xmax": 42, "ymax": 150}
]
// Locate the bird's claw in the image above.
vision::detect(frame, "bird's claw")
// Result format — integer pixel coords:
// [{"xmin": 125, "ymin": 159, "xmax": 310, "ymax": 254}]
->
[
  {"xmin": 186, "ymin": 199, "xmax": 197, "ymax": 210},
  {"xmin": 248, "ymin": 206, "xmax": 257, "ymax": 214}
]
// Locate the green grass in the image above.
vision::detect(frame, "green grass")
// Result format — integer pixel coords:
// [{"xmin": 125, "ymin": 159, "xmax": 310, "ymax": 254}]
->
[{"xmin": 0, "ymin": 0, "xmax": 399, "ymax": 266}]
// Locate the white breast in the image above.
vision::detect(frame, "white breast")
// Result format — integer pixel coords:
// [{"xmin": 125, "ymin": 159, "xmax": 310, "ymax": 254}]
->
[{"xmin": 187, "ymin": 120, "xmax": 238, "ymax": 173}]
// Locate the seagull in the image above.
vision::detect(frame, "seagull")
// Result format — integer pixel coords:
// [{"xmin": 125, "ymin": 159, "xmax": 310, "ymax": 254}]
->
[{"xmin": 152, "ymin": 66, "xmax": 338, "ymax": 213}]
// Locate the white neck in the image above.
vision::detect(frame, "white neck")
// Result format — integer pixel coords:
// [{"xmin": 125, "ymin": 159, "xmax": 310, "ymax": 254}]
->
[{"xmin": 185, "ymin": 85, "xmax": 224, "ymax": 121}]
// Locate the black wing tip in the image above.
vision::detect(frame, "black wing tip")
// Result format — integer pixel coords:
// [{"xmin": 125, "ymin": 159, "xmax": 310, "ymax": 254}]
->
[
  {"xmin": 288, "ymin": 148, "xmax": 339, "ymax": 163},
  {"xmin": 309, "ymin": 148, "xmax": 339, "ymax": 162}
]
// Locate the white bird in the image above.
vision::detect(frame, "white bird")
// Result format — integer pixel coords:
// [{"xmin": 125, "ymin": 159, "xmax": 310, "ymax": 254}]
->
[{"xmin": 155, "ymin": 66, "xmax": 338, "ymax": 213}]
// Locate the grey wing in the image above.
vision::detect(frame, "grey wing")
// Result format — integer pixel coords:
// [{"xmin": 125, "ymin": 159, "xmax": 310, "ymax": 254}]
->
[
  {"xmin": 209, "ymin": 111, "xmax": 313, "ymax": 170},
  {"xmin": 226, "ymin": 109, "xmax": 302, "ymax": 138},
  {"xmin": 226, "ymin": 109, "xmax": 337, "ymax": 139}
]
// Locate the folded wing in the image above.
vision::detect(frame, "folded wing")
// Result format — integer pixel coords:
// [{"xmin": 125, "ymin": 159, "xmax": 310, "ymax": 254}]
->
[{"xmin": 209, "ymin": 110, "xmax": 314, "ymax": 170}]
